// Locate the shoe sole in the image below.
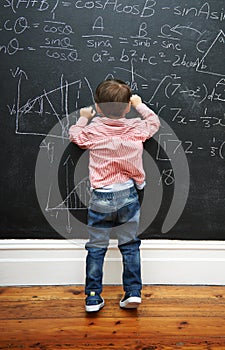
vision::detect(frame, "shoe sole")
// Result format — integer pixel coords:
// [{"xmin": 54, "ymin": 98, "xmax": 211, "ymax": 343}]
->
[
  {"xmin": 85, "ymin": 300, "xmax": 105, "ymax": 312},
  {"xmin": 120, "ymin": 296, "xmax": 141, "ymax": 309}
]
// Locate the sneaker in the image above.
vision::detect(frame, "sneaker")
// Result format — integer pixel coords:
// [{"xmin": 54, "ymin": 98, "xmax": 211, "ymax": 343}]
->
[
  {"xmin": 120, "ymin": 290, "xmax": 141, "ymax": 309},
  {"xmin": 85, "ymin": 291, "xmax": 104, "ymax": 312}
]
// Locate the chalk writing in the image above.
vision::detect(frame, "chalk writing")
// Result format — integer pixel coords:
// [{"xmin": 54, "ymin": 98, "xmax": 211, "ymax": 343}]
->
[
  {"xmin": 169, "ymin": 3, "xmax": 225, "ymax": 22},
  {"xmin": 39, "ymin": 19, "xmax": 81, "ymax": 62},
  {"xmin": 3, "ymin": 0, "xmax": 59, "ymax": 14},
  {"xmin": 0, "ymin": 16, "xmax": 29, "ymax": 34},
  {"xmin": 0, "ymin": 37, "xmax": 24, "ymax": 55},
  {"xmin": 72, "ymin": 0, "xmax": 156, "ymax": 18},
  {"xmin": 159, "ymin": 169, "xmax": 175, "ymax": 186},
  {"xmin": 156, "ymin": 134, "xmax": 225, "ymax": 160}
]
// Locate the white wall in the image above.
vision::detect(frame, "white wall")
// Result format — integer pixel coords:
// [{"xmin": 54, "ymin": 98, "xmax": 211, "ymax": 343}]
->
[{"xmin": 1, "ymin": 239, "xmax": 225, "ymax": 286}]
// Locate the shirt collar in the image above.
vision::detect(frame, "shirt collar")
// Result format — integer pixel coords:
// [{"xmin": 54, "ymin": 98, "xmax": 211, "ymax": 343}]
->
[{"xmin": 97, "ymin": 116, "xmax": 126, "ymax": 126}]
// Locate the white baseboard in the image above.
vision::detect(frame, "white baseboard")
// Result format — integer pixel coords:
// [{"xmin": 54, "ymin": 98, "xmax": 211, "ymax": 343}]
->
[{"xmin": 1, "ymin": 239, "xmax": 225, "ymax": 286}]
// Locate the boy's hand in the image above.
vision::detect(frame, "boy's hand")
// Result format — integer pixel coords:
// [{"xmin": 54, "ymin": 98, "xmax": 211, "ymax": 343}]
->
[
  {"xmin": 130, "ymin": 95, "xmax": 142, "ymax": 108},
  {"xmin": 80, "ymin": 106, "xmax": 96, "ymax": 120}
]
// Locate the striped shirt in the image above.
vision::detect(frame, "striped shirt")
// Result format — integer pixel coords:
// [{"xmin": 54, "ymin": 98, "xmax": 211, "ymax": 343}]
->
[{"xmin": 69, "ymin": 103, "xmax": 160, "ymax": 189}]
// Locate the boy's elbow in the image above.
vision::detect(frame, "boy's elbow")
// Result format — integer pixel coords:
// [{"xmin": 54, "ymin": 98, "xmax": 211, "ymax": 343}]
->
[
  {"xmin": 68, "ymin": 126, "xmax": 73, "ymax": 140},
  {"xmin": 69, "ymin": 132, "xmax": 75, "ymax": 143},
  {"xmin": 151, "ymin": 118, "xmax": 161, "ymax": 133},
  {"xmin": 147, "ymin": 120, "xmax": 160, "ymax": 138},
  {"xmin": 69, "ymin": 135, "xmax": 74, "ymax": 143},
  {"xmin": 153, "ymin": 123, "xmax": 160, "ymax": 136},
  {"xmin": 153, "ymin": 114, "xmax": 161, "ymax": 131},
  {"xmin": 69, "ymin": 125, "xmax": 79, "ymax": 143},
  {"xmin": 156, "ymin": 119, "xmax": 161, "ymax": 131}
]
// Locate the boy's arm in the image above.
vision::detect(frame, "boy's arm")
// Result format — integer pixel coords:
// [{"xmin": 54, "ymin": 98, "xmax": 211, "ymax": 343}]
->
[
  {"xmin": 130, "ymin": 95, "xmax": 161, "ymax": 140},
  {"xmin": 69, "ymin": 107, "xmax": 95, "ymax": 148}
]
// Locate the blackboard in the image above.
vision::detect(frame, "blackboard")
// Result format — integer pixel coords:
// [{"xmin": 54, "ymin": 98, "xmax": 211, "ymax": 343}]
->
[{"xmin": 0, "ymin": 0, "xmax": 224, "ymax": 240}]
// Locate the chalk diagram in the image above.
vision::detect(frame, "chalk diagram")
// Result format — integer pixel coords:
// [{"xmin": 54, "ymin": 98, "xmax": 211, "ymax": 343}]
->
[
  {"xmin": 197, "ymin": 30, "xmax": 225, "ymax": 77},
  {"xmin": 46, "ymin": 176, "xmax": 90, "ymax": 212},
  {"xmin": 14, "ymin": 74, "xmax": 94, "ymax": 138},
  {"xmin": 9, "ymin": 70, "xmax": 95, "ymax": 231}
]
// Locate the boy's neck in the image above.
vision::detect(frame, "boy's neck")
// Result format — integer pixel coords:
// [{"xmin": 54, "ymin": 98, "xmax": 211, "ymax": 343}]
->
[{"xmin": 107, "ymin": 115, "xmax": 124, "ymax": 119}]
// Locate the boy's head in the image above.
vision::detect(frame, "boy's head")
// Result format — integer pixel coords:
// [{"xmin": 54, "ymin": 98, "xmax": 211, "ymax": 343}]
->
[{"xmin": 94, "ymin": 79, "xmax": 132, "ymax": 118}]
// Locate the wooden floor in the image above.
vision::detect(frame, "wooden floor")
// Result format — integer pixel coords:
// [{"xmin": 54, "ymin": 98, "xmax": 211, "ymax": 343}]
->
[{"xmin": 0, "ymin": 286, "xmax": 225, "ymax": 349}]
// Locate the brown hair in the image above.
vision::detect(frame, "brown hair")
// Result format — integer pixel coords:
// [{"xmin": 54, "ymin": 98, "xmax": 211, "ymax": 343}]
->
[{"xmin": 94, "ymin": 79, "xmax": 132, "ymax": 117}]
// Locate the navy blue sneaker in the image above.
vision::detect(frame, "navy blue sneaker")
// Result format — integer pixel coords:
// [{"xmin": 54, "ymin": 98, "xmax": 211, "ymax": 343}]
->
[
  {"xmin": 85, "ymin": 291, "xmax": 104, "ymax": 312},
  {"xmin": 120, "ymin": 290, "xmax": 141, "ymax": 309}
]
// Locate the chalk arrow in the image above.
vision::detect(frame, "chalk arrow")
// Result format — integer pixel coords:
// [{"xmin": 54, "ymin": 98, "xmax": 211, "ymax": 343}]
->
[{"xmin": 171, "ymin": 24, "xmax": 203, "ymax": 36}]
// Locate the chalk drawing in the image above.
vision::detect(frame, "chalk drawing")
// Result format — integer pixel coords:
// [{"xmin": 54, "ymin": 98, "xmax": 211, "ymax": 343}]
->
[{"xmin": 196, "ymin": 30, "xmax": 225, "ymax": 77}]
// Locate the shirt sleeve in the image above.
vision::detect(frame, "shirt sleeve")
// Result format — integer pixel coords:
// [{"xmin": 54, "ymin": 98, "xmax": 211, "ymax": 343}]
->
[
  {"xmin": 135, "ymin": 103, "xmax": 161, "ymax": 141},
  {"xmin": 69, "ymin": 117, "xmax": 92, "ymax": 149}
]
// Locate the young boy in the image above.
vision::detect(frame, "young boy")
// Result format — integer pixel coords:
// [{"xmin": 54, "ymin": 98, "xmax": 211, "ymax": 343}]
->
[{"xmin": 69, "ymin": 79, "xmax": 160, "ymax": 312}]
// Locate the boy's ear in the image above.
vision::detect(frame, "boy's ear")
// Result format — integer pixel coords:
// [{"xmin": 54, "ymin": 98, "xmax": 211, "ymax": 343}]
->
[
  {"xmin": 95, "ymin": 103, "xmax": 102, "ymax": 114},
  {"xmin": 124, "ymin": 101, "xmax": 131, "ymax": 115}
]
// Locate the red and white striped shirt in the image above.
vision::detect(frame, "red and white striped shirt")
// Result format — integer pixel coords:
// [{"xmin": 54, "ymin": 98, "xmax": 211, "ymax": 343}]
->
[{"xmin": 69, "ymin": 103, "xmax": 160, "ymax": 189}]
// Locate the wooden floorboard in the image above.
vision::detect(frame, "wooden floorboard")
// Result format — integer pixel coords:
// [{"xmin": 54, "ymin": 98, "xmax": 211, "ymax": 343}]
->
[{"xmin": 0, "ymin": 286, "xmax": 225, "ymax": 349}]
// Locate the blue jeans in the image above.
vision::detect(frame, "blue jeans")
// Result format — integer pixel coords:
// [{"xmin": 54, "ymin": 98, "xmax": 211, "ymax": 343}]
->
[{"xmin": 85, "ymin": 186, "xmax": 142, "ymax": 295}]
